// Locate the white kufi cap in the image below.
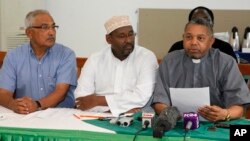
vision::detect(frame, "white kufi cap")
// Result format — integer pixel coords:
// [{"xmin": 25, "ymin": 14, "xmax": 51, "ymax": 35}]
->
[{"xmin": 104, "ymin": 16, "xmax": 132, "ymax": 34}]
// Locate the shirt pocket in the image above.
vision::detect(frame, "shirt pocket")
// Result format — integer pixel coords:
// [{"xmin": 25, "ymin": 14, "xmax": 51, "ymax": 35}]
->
[
  {"xmin": 46, "ymin": 76, "xmax": 56, "ymax": 92},
  {"xmin": 209, "ymin": 85, "xmax": 225, "ymax": 107}
]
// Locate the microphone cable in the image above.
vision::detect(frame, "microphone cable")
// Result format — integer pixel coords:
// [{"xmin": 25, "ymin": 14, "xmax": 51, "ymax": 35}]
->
[
  {"xmin": 132, "ymin": 120, "xmax": 150, "ymax": 141},
  {"xmin": 184, "ymin": 129, "xmax": 189, "ymax": 141},
  {"xmin": 183, "ymin": 121, "xmax": 192, "ymax": 141}
]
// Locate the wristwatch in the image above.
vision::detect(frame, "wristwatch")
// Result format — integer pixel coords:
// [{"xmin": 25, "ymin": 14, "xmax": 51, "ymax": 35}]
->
[{"xmin": 35, "ymin": 101, "xmax": 42, "ymax": 111}]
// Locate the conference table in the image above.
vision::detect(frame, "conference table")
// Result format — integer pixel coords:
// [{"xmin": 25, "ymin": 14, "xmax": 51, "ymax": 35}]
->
[{"xmin": 0, "ymin": 106, "xmax": 249, "ymax": 141}]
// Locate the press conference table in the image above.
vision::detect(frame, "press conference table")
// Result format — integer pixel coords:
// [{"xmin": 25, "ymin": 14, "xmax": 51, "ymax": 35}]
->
[{"xmin": 0, "ymin": 106, "xmax": 249, "ymax": 141}]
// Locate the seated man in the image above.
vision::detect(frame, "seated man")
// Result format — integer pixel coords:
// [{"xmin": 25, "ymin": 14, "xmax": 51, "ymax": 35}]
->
[
  {"xmin": 0, "ymin": 10, "xmax": 77, "ymax": 114},
  {"xmin": 152, "ymin": 18, "xmax": 250, "ymax": 122},
  {"xmin": 74, "ymin": 16, "xmax": 159, "ymax": 116},
  {"xmin": 168, "ymin": 6, "xmax": 237, "ymax": 61}
]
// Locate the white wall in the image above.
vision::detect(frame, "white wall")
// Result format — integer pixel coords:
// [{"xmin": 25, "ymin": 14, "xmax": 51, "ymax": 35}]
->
[
  {"xmin": 3, "ymin": 0, "xmax": 248, "ymax": 57},
  {"xmin": 0, "ymin": 0, "xmax": 45, "ymax": 50},
  {"xmin": 45, "ymin": 0, "xmax": 250, "ymax": 57}
]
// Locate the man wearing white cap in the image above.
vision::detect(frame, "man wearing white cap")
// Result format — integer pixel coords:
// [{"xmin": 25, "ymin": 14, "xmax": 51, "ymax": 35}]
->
[{"xmin": 74, "ymin": 16, "xmax": 159, "ymax": 116}]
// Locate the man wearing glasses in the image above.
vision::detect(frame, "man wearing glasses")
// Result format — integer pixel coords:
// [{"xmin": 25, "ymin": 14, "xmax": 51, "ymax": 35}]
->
[
  {"xmin": 168, "ymin": 6, "xmax": 237, "ymax": 61},
  {"xmin": 74, "ymin": 16, "xmax": 159, "ymax": 116},
  {"xmin": 0, "ymin": 9, "xmax": 77, "ymax": 114},
  {"xmin": 152, "ymin": 18, "xmax": 250, "ymax": 122}
]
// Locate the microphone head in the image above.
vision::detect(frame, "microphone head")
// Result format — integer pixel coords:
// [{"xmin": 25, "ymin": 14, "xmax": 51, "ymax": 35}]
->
[
  {"xmin": 142, "ymin": 112, "xmax": 155, "ymax": 128},
  {"xmin": 155, "ymin": 106, "xmax": 181, "ymax": 131},
  {"xmin": 153, "ymin": 106, "xmax": 180, "ymax": 138},
  {"xmin": 153, "ymin": 126, "xmax": 165, "ymax": 138},
  {"xmin": 183, "ymin": 112, "xmax": 199, "ymax": 130}
]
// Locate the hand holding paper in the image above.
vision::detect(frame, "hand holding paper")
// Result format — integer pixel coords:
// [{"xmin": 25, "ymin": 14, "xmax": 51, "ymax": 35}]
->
[{"xmin": 170, "ymin": 87, "xmax": 210, "ymax": 121}]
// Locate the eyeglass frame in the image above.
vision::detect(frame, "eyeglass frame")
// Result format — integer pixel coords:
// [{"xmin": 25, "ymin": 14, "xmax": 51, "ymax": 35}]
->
[{"xmin": 29, "ymin": 24, "xmax": 59, "ymax": 31}]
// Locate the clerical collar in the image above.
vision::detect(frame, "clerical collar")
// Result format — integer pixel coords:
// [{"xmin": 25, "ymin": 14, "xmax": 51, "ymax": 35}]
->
[{"xmin": 192, "ymin": 59, "xmax": 201, "ymax": 63}]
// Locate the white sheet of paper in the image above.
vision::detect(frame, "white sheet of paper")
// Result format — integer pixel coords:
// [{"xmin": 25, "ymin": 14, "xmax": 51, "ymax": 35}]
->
[
  {"xmin": 85, "ymin": 106, "xmax": 110, "ymax": 113},
  {"xmin": 170, "ymin": 87, "xmax": 210, "ymax": 121}
]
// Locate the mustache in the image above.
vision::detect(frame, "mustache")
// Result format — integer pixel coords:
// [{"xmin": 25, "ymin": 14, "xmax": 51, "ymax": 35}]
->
[
  {"xmin": 189, "ymin": 45, "xmax": 198, "ymax": 49},
  {"xmin": 47, "ymin": 35, "xmax": 55, "ymax": 40},
  {"xmin": 123, "ymin": 43, "xmax": 134, "ymax": 48}
]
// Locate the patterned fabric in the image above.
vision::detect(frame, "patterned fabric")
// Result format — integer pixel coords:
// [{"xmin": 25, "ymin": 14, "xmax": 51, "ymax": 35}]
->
[{"xmin": 104, "ymin": 16, "xmax": 131, "ymax": 34}]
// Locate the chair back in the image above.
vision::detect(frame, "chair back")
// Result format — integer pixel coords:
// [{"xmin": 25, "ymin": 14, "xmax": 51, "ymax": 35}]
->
[
  {"xmin": 76, "ymin": 57, "xmax": 87, "ymax": 78},
  {"xmin": 0, "ymin": 51, "xmax": 7, "ymax": 68},
  {"xmin": 0, "ymin": 52, "xmax": 87, "ymax": 79}
]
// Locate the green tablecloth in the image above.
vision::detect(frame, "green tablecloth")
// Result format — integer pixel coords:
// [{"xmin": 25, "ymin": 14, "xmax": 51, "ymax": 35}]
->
[
  {"xmin": 0, "ymin": 126, "xmax": 222, "ymax": 141},
  {"xmin": 1, "ymin": 117, "xmax": 249, "ymax": 141},
  {"xmin": 0, "ymin": 127, "xmax": 151, "ymax": 141},
  {"xmin": 85, "ymin": 117, "xmax": 250, "ymax": 141}
]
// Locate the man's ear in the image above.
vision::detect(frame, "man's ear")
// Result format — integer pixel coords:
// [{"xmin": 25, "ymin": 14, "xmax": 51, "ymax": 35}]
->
[
  {"xmin": 209, "ymin": 37, "xmax": 215, "ymax": 48},
  {"xmin": 106, "ymin": 34, "xmax": 112, "ymax": 44},
  {"xmin": 25, "ymin": 28, "xmax": 32, "ymax": 39}
]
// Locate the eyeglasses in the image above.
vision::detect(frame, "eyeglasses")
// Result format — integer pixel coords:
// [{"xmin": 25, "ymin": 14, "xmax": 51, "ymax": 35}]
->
[{"xmin": 30, "ymin": 24, "xmax": 59, "ymax": 31}]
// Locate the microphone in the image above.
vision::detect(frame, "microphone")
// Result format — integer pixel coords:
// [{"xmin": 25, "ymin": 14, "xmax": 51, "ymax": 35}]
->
[
  {"xmin": 117, "ymin": 117, "xmax": 134, "ymax": 127},
  {"xmin": 153, "ymin": 106, "xmax": 181, "ymax": 138},
  {"xmin": 132, "ymin": 113, "xmax": 154, "ymax": 141},
  {"xmin": 109, "ymin": 113, "xmax": 134, "ymax": 126},
  {"xmin": 142, "ymin": 112, "xmax": 155, "ymax": 128},
  {"xmin": 183, "ymin": 112, "xmax": 199, "ymax": 130},
  {"xmin": 185, "ymin": 121, "xmax": 193, "ymax": 130}
]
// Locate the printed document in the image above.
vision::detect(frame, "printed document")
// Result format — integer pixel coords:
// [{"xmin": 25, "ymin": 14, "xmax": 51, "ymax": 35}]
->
[{"xmin": 170, "ymin": 87, "xmax": 210, "ymax": 121}]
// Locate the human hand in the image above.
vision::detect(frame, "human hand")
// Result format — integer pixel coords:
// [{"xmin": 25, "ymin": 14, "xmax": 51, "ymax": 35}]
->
[
  {"xmin": 8, "ymin": 96, "xmax": 37, "ymax": 114},
  {"xmin": 125, "ymin": 108, "xmax": 141, "ymax": 114},
  {"xmin": 75, "ymin": 94, "xmax": 98, "ymax": 110},
  {"xmin": 198, "ymin": 105, "xmax": 228, "ymax": 122},
  {"xmin": 22, "ymin": 97, "xmax": 39, "ymax": 113}
]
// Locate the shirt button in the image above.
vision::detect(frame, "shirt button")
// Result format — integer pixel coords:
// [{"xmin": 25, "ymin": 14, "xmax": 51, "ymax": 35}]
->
[
  {"xmin": 40, "ymin": 88, "xmax": 43, "ymax": 91},
  {"xmin": 39, "ymin": 74, "xmax": 42, "ymax": 77}
]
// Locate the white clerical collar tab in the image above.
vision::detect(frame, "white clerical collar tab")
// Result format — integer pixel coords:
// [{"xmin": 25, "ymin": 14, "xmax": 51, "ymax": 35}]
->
[{"xmin": 192, "ymin": 59, "xmax": 201, "ymax": 63}]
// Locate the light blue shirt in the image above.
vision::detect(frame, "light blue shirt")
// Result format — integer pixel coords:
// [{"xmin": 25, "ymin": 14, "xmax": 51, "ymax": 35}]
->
[{"xmin": 0, "ymin": 43, "xmax": 77, "ymax": 108}]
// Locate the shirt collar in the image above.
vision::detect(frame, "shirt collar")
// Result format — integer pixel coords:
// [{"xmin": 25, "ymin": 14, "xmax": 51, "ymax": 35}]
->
[
  {"xmin": 110, "ymin": 45, "xmax": 137, "ymax": 62},
  {"xmin": 185, "ymin": 49, "xmax": 210, "ymax": 64},
  {"xmin": 28, "ymin": 43, "xmax": 52, "ymax": 57}
]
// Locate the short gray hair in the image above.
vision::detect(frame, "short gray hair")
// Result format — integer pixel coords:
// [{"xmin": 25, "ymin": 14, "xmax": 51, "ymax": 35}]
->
[
  {"xmin": 25, "ymin": 9, "xmax": 50, "ymax": 28},
  {"xmin": 185, "ymin": 17, "xmax": 214, "ymax": 36}
]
